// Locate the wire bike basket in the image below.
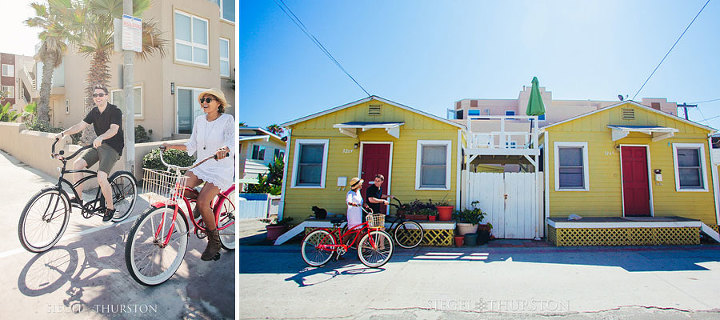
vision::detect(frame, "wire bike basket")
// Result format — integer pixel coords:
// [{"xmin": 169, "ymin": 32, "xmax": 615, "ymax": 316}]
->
[
  {"xmin": 141, "ymin": 168, "xmax": 188, "ymax": 206},
  {"xmin": 367, "ymin": 214, "xmax": 385, "ymax": 229}
]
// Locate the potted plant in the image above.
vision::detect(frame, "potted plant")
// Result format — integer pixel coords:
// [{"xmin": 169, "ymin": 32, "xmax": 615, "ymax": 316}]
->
[
  {"xmin": 452, "ymin": 201, "xmax": 485, "ymax": 235},
  {"xmin": 426, "ymin": 208, "xmax": 438, "ymax": 221},
  {"xmin": 435, "ymin": 196, "xmax": 453, "ymax": 221},
  {"xmin": 405, "ymin": 200, "xmax": 434, "ymax": 220},
  {"xmin": 454, "ymin": 235, "xmax": 464, "ymax": 247},
  {"xmin": 477, "ymin": 223, "xmax": 493, "ymax": 245},
  {"xmin": 265, "ymin": 217, "xmax": 293, "ymax": 241}
]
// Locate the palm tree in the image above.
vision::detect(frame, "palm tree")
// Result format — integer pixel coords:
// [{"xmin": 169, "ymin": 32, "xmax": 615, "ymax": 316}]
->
[
  {"xmin": 69, "ymin": 0, "xmax": 166, "ymax": 143},
  {"xmin": 25, "ymin": 0, "xmax": 76, "ymax": 126},
  {"xmin": 239, "ymin": 122, "xmax": 247, "ymax": 127},
  {"xmin": 266, "ymin": 124, "xmax": 284, "ymax": 136}
]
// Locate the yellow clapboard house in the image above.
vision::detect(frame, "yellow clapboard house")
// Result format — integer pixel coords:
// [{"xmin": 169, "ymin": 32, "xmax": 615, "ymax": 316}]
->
[{"xmin": 541, "ymin": 101, "xmax": 720, "ymax": 246}]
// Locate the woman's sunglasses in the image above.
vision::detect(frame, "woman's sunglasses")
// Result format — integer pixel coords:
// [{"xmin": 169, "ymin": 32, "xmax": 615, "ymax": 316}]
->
[
  {"xmin": 92, "ymin": 93, "xmax": 106, "ymax": 97},
  {"xmin": 200, "ymin": 97, "xmax": 216, "ymax": 103}
]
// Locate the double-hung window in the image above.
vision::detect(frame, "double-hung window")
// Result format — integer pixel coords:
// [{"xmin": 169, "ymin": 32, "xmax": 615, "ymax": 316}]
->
[
  {"xmin": 554, "ymin": 142, "xmax": 589, "ymax": 191},
  {"xmin": 219, "ymin": 38, "xmax": 230, "ymax": 77},
  {"xmin": 174, "ymin": 11, "xmax": 208, "ymax": 65},
  {"xmin": 1, "ymin": 86, "xmax": 13, "ymax": 98},
  {"xmin": 2, "ymin": 64, "xmax": 13, "ymax": 77},
  {"xmin": 416, "ymin": 140, "xmax": 451, "ymax": 190},
  {"xmin": 252, "ymin": 145, "xmax": 266, "ymax": 161},
  {"xmin": 292, "ymin": 139, "xmax": 329, "ymax": 188},
  {"xmin": 213, "ymin": 0, "xmax": 235, "ymax": 22},
  {"xmin": 672, "ymin": 143, "xmax": 708, "ymax": 191},
  {"xmin": 110, "ymin": 87, "xmax": 143, "ymax": 118}
]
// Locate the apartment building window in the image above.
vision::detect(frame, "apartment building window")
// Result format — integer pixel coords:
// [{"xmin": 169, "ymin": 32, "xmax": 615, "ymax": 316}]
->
[
  {"xmin": 554, "ymin": 142, "xmax": 589, "ymax": 191},
  {"xmin": 176, "ymin": 87, "xmax": 207, "ymax": 134},
  {"xmin": 538, "ymin": 114, "xmax": 546, "ymax": 121},
  {"xmin": 468, "ymin": 110, "xmax": 480, "ymax": 116},
  {"xmin": 292, "ymin": 139, "xmax": 329, "ymax": 188},
  {"xmin": 505, "ymin": 110, "xmax": 515, "ymax": 116},
  {"xmin": 416, "ymin": 140, "xmax": 451, "ymax": 190},
  {"xmin": 252, "ymin": 145, "xmax": 266, "ymax": 161},
  {"xmin": 174, "ymin": 11, "xmax": 208, "ymax": 65},
  {"xmin": 214, "ymin": 0, "xmax": 235, "ymax": 22},
  {"xmin": 219, "ymin": 38, "xmax": 230, "ymax": 77},
  {"xmin": 1, "ymin": 86, "xmax": 13, "ymax": 98},
  {"xmin": 672, "ymin": 143, "xmax": 708, "ymax": 191},
  {"xmin": 1, "ymin": 64, "xmax": 13, "ymax": 77},
  {"xmin": 110, "ymin": 87, "xmax": 143, "ymax": 117}
]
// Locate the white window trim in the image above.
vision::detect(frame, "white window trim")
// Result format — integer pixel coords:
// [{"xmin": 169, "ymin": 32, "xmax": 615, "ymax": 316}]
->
[
  {"xmin": 110, "ymin": 86, "xmax": 143, "ymax": 118},
  {"xmin": 251, "ymin": 144, "xmax": 266, "ymax": 161},
  {"xmin": 672, "ymin": 143, "xmax": 709, "ymax": 192},
  {"xmin": 219, "ymin": 37, "xmax": 230, "ymax": 77},
  {"xmin": 216, "ymin": 0, "xmax": 234, "ymax": 24},
  {"xmin": 291, "ymin": 139, "xmax": 329, "ymax": 189},
  {"xmin": 175, "ymin": 86, "xmax": 208, "ymax": 134},
  {"xmin": 415, "ymin": 140, "xmax": 452, "ymax": 190},
  {"xmin": 1, "ymin": 64, "xmax": 13, "ymax": 77},
  {"xmin": 1, "ymin": 86, "xmax": 13, "ymax": 98},
  {"xmin": 174, "ymin": 10, "xmax": 209, "ymax": 66},
  {"xmin": 554, "ymin": 141, "xmax": 590, "ymax": 191}
]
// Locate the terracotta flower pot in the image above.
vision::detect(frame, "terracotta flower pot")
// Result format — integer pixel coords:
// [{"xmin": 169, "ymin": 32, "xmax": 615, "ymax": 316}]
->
[
  {"xmin": 266, "ymin": 225, "xmax": 287, "ymax": 241},
  {"xmin": 456, "ymin": 223, "xmax": 479, "ymax": 235},
  {"xmin": 454, "ymin": 235, "xmax": 464, "ymax": 247},
  {"xmin": 437, "ymin": 206, "xmax": 453, "ymax": 221},
  {"xmin": 428, "ymin": 216, "xmax": 436, "ymax": 222}
]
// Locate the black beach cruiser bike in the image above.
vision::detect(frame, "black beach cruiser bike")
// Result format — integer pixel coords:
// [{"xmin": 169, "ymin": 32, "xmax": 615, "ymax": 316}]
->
[{"xmin": 17, "ymin": 138, "xmax": 138, "ymax": 252}]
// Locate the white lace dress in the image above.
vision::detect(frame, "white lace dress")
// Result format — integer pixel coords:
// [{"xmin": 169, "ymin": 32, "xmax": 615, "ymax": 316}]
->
[{"xmin": 184, "ymin": 113, "xmax": 235, "ymax": 190}]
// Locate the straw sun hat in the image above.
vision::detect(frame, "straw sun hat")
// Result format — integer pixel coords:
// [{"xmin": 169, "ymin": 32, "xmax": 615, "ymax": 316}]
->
[
  {"xmin": 349, "ymin": 177, "xmax": 364, "ymax": 190},
  {"xmin": 198, "ymin": 88, "xmax": 228, "ymax": 110}
]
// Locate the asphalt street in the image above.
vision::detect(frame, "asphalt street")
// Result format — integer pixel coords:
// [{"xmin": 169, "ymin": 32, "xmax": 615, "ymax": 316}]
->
[
  {"xmin": 239, "ymin": 220, "xmax": 720, "ymax": 320},
  {"xmin": 0, "ymin": 150, "xmax": 234, "ymax": 319}
]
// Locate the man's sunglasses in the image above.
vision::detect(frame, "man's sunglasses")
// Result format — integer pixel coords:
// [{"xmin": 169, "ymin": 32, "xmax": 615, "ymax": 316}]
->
[
  {"xmin": 92, "ymin": 93, "xmax": 106, "ymax": 97},
  {"xmin": 200, "ymin": 97, "xmax": 216, "ymax": 103}
]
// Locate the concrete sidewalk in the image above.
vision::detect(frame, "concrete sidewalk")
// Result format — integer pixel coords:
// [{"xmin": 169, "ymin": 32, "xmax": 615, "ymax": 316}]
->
[
  {"xmin": 0, "ymin": 150, "xmax": 234, "ymax": 319},
  {"xmin": 239, "ymin": 220, "xmax": 720, "ymax": 319}
]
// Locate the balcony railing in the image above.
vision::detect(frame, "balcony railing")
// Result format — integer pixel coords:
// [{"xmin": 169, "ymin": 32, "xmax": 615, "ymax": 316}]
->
[{"xmin": 466, "ymin": 115, "xmax": 540, "ymax": 151}]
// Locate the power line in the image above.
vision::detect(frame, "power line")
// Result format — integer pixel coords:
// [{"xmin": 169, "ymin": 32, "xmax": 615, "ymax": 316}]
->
[
  {"xmin": 273, "ymin": 0, "xmax": 371, "ymax": 96},
  {"xmin": 688, "ymin": 97, "xmax": 720, "ymax": 104},
  {"xmin": 632, "ymin": 0, "xmax": 711, "ymax": 100}
]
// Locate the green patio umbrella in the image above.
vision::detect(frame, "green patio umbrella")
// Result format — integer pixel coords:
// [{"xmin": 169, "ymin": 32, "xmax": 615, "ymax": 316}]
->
[{"xmin": 526, "ymin": 77, "xmax": 546, "ymax": 133}]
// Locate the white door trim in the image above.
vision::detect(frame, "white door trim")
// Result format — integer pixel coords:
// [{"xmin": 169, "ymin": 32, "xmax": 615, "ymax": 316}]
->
[
  {"xmin": 358, "ymin": 141, "xmax": 394, "ymax": 212},
  {"xmin": 619, "ymin": 144, "xmax": 654, "ymax": 217}
]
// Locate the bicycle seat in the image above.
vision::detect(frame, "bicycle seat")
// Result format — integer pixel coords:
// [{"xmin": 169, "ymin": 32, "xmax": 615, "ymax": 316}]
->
[{"xmin": 330, "ymin": 218, "xmax": 346, "ymax": 225}]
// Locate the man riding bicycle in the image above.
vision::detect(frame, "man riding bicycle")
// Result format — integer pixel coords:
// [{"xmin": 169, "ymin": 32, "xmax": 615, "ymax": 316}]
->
[{"xmin": 55, "ymin": 84, "xmax": 124, "ymax": 222}]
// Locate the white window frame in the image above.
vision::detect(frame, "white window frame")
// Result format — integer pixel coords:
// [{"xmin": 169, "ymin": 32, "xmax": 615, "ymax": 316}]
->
[
  {"xmin": 1, "ymin": 85, "xmax": 13, "ymax": 98},
  {"xmin": 291, "ymin": 139, "xmax": 329, "ymax": 189},
  {"xmin": 554, "ymin": 142, "xmax": 590, "ymax": 191},
  {"xmin": 174, "ymin": 10, "xmax": 209, "ymax": 66},
  {"xmin": 251, "ymin": 144, "xmax": 266, "ymax": 161},
  {"xmin": 215, "ymin": 0, "xmax": 234, "ymax": 23},
  {"xmin": 110, "ymin": 86, "xmax": 143, "ymax": 118},
  {"xmin": 175, "ymin": 86, "xmax": 208, "ymax": 134},
  {"xmin": 415, "ymin": 140, "xmax": 452, "ymax": 190},
  {"xmin": 672, "ymin": 143, "xmax": 709, "ymax": 192},
  {"xmin": 1, "ymin": 64, "xmax": 13, "ymax": 77},
  {"xmin": 219, "ymin": 37, "xmax": 230, "ymax": 77}
]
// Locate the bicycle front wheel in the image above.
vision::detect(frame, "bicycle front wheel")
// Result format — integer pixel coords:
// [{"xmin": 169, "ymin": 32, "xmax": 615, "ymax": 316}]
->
[
  {"xmin": 301, "ymin": 229, "xmax": 336, "ymax": 267},
  {"xmin": 125, "ymin": 206, "xmax": 189, "ymax": 286},
  {"xmin": 18, "ymin": 188, "xmax": 71, "ymax": 253},
  {"xmin": 358, "ymin": 230, "xmax": 394, "ymax": 268},
  {"xmin": 216, "ymin": 188, "xmax": 236, "ymax": 250},
  {"xmin": 393, "ymin": 220, "xmax": 424, "ymax": 249},
  {"xmin": 110, "ymin": 171, "xmax": 137, "ymax": 222}
]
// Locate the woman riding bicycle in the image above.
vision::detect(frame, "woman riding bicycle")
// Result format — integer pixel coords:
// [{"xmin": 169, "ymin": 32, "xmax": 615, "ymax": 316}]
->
[{"xmin": 162, "ymin": 88, "xmax": 234, "ymax": 261}]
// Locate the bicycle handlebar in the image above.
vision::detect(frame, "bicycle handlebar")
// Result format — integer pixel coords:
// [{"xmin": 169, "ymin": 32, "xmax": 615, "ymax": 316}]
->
[
  {"xmin": 51, "ymin": 138, "xmax": 92, "ymax": 161},
  {"xmin": 158, "ymin": 145, "xmax": 230, "ymax": 171}
]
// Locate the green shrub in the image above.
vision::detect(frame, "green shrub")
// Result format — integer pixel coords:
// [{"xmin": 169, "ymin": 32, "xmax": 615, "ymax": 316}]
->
[
  {"xmin": 142, "ymin": 148, "xmax": 196, "ymax": 171},
  {"xmin": 135, "ymin": 125, "xmax": 152, "ymax": 143},
  {"xmin": 25, "ymin": 120, "xmax": 63, "ymax": 133}
]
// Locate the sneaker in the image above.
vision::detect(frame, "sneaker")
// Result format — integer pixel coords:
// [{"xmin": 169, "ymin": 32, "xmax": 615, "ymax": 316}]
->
[{"xmin": 103, "ymin": 208, "xmax": 116, "ymax": 222}]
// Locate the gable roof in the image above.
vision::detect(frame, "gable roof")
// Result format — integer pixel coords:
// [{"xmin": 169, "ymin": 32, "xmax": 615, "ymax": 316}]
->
[
  {"xmin": 542, "ymin": 101, "xmax": 716, "ymax": 133},
  {"xmin": 239, "ymin": 127, "xmax": 285, "ymax": 144},
  {"xmin": 281, "ymin": 95, "xmax": 465, "ymax": 129}
]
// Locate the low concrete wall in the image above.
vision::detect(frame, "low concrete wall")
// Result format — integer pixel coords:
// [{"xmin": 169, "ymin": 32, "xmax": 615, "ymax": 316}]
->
[{"xmin": 0, "ymin": 123, "xmax": 188, "ymax": 186}]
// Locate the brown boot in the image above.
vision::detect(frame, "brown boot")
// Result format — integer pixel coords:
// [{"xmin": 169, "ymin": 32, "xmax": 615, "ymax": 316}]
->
[{"xmin": 201, "ymin": 229, "xmax": 222, "ymax": 261}]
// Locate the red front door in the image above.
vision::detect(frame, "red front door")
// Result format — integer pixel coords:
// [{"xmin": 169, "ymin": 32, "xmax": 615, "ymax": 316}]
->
[
  {"xmin": 621, "ymin": 146, "xmax": 651, "ymax": 216},
  {"xmin": 360, "ymin": 143, "xmax": 391, "ymax": 214}
]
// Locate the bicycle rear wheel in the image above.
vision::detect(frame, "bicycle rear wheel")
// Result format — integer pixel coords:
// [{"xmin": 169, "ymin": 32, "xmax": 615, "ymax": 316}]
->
[
  {"xmin": 18, "ymin": 188, "xmax": 71, "ymax": 253},
  {"xmin": 110, "ymin": 171, "xmax": 137, "ymax": 222},
  {"xmin": 216, "ymin": 188, "xmax": 236, "ymax": 250},
  {"xmin": 125, "ymin": 206, "xmax": 188, "ymax": 286},
  {"xmin": 358, "ymin": 230, "xmax": 394, "ymax": 268},
  {"xmin": 301, "ymin": 229, "xmax": 336, "ymax": 267},
  {"xmin": 393, "ymin": 220, "xmax": 424, "ymax": 249}
]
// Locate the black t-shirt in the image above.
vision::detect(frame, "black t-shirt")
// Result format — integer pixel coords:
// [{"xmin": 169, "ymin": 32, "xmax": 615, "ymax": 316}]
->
[
  {"xmin": 83, "ymin": 103, "xmax": 124, "ymax": 154},
  {"xmin": 365, "ymin": 184, "xmax": 383, "ymax": 214}
]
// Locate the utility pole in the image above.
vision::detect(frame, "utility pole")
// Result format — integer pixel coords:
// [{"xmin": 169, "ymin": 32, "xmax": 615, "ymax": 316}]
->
[
  {"xmin": 677, "ymin": 102, "xmax": 697, "ymax": 121},
  {"xmin": 123, "ymin": 0, "xmax": 135, "ymax": 174}
]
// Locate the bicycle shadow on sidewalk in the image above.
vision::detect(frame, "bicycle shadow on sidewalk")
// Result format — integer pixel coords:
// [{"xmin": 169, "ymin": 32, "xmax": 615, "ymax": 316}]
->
[{"xmin": 285, "ymin": 258, "xmax": 387, "ymax": 287}]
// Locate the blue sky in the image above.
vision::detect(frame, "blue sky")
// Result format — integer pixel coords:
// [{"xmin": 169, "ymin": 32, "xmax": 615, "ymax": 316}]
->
[{"xmin": 240, "ymin": 0, "xmax": 720, "ymax": 130}]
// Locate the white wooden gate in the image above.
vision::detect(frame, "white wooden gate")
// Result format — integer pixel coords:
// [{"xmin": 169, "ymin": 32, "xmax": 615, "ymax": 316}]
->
[{"xmin": 462, "ymin": 172, "xmax": 542, "ymax": 239}]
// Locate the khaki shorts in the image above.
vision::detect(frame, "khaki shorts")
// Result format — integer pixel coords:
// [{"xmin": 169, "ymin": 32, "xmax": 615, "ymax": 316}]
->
[{"xmin": 82, "ymin": 144, "xmax": 120, "ymax": 174}]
